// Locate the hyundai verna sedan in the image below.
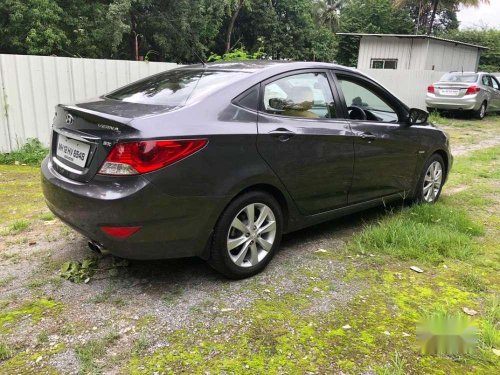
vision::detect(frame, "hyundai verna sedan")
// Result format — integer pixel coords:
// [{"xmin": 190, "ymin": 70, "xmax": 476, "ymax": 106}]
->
[
  {"xmin": 42, "ymin": 61, "xmax": 452, "ymax": 279},
  {"xmin": 426, "ymin": 71, "xmax": 500, "ymax": 119}
]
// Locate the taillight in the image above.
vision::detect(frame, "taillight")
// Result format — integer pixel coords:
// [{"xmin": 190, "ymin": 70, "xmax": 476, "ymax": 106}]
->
[
  {"xmin": 465, "ymin": 85, "xmax": 480, "ymax": 95},
  {"xmin": 98, "ymin": 139, "xmax": 208, "ymax": 175},
  {"xmin": 427, "ymin": 84, "xmax": 435, "ymax": 94},
  {"xmin": 101, "ymin": 226, "xmax": 141, "ymax": 238}
]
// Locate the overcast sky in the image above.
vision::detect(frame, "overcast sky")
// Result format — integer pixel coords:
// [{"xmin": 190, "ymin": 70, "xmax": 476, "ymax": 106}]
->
[{"xmin": 457, "ymin": 1, "xmax": 500, "ymax": 29}]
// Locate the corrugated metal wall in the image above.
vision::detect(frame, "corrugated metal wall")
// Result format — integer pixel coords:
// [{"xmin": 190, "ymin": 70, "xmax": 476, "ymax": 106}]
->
[
  {"xmin": 424, "ymin": 40, "xmax": 479, "ymax": 71},
  {"xmin": 360, "ymin": 68, "xmax": 445, "ymax": 110},
  {"xmin": 0, "ymin": 54, "xmax": 178, "ymax": 152},
  {"xmin": 357, "ymin": 36, "xmax": 480, "ymax": 72}
]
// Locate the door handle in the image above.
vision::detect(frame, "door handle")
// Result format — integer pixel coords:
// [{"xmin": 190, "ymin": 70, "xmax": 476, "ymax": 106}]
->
[
  {"xmin": 269, "ymin": 128, "xmax": 296, "ymax": 142},
  {"xmin": 360, "ymin": 132, "xmax": 376, "ymax": 142}
]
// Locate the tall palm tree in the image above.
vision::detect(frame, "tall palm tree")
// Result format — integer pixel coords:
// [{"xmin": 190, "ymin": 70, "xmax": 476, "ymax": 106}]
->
[
  {"xmin": 394, "ymin": 0, "xmax": 488, "ymax": 35},
  {"xmin": 313, "ymin": 0, "xmax": 345, "ymax": 31}
]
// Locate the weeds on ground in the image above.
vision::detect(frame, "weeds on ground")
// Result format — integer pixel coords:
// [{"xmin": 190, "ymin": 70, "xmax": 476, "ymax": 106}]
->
[
  {"xmin": 0, "ymin": 138, "xmax": 48, "ymax": 166},
  {"xmin": 1, "ymin": 220, "xmax": 30, "ymax": 236},
  {"xmin": 351, "ymin": 203, "xmax": 483, "ymax": 263},
  {"xmin": 0, "ymin": 343, "xmax": 13, "ymax": 361},
  {"xmin": 75, "ymin": 332, "xmax": 120, "ymax": 374},
  {"xmin": 60, "ymin": 259, "xmax": 98, "ymax": 284},
  {"xmin": 458, "ymin": 271, "xmax": 488, "ymax": 293}
]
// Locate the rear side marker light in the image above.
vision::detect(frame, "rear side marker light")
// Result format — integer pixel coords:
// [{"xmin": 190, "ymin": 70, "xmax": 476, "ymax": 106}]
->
[
  {"xmin": 101, "ymin": 226, "xmax": 142, "ymax": 238},
  {"xmin": 465, "ymin": 85, "xmax": 480, "ymax": 95},
  {"xmin": 98, "ymin": 139, "xmax": 208, "ymax": 175},
  {"xmin": 427, "ymin": 84, "xmax": 435, "ymax": 94}
]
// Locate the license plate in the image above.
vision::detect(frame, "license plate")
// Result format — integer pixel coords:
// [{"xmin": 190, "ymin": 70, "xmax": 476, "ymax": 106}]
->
[
  {"xmin": 440, "ymin": 89, "xmax": 460, "ymax": 96},
  {"xmin": 56, "ymin": 136, "xmax": 90, "ymax": 168}
]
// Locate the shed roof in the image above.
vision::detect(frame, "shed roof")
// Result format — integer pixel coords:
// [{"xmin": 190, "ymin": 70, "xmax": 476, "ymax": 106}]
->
[{"xmin": 336, "ymin": 33, "xmax": 487, "ymax": 50}]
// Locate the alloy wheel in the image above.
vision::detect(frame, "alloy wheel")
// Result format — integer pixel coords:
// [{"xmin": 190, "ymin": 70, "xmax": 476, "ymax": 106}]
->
[
  {"xmin": 422, "ymin": 161, "xmax": 443, "ymax": 203},
  {"xmin": 226, "ymin": 203, "xmax": 276, "ymax": 268}
]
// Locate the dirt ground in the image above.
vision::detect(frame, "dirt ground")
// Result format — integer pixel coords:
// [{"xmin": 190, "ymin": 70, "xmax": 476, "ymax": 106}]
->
[{"xmin": 0, "ymin": 115, "xmax": 499, "ymax": 374}]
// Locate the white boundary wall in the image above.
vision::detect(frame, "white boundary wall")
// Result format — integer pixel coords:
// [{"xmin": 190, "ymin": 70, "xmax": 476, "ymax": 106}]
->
[{"xmin": 0, "ymin": 54, "xmax": 178, "ymax": 152}]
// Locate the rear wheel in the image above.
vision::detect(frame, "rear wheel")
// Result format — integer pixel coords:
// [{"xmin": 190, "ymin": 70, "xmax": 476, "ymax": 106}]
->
[
  {"xmin": 413, "ymin": 154, "xmax": 445, "ymax": 204},
  {"xmin": 473, "ymin": 101, "xmax": 487, "ymax": 120},
  {"xmin": 208, "ymin": 191, "xmax": 283, "ymax": 279}
]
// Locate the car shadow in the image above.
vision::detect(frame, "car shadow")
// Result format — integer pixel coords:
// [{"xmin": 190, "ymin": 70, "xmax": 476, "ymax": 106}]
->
[{"xmin": 112, "ymin": 200, "xmax": 405, "ymax": 285}]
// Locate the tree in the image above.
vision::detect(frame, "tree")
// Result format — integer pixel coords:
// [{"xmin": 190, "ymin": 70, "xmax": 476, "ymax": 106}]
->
[
  {"xmin": 0, "ymin": 0, "xmax": 69, "ymax": 55},
  {"xmin": 313, "ymin": 0, "xmax": 345, "ymax": 31},
  {"xmin": 337, "ymin": 0, "xmax": 414, "ymax": 66},
  {"xmin": 394, "ymin": 0, "xmax": 488, "ymax": 35}
]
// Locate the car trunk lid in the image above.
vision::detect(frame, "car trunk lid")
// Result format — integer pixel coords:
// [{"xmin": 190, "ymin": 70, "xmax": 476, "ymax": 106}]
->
[{"xmin": 50, "ymin": 99, "xmax": 174, "ymax": 183}]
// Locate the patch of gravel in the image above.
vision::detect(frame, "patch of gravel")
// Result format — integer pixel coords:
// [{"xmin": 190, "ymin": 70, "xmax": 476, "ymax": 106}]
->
[
  {"xmin": 49, "ymin": 349, "xmax": 79, "ymax": 375},
  {"xmin": 451, "ymin": 136, "xmax": 500, "ymax": 156}
]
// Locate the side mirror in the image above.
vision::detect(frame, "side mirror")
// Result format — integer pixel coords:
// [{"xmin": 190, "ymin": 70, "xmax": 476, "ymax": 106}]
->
[{"xmin": 407, "ymin": 108, "xmax": 429, "ymax": 126}]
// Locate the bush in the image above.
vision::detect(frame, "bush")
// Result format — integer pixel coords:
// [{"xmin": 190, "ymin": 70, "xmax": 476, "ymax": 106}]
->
[{"xmin": 0, "ymin": 138, "xmax": 48, "ymax": 166}]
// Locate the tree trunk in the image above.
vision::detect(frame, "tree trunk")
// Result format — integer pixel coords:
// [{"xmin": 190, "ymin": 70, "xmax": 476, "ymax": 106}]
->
[
  {"xmin": 225, "ymin": 0, "xmax": 245, "ymax": 53},
  {"xmin": 427, "ymin": 0, "xmax": 439, "ymax": 35}
]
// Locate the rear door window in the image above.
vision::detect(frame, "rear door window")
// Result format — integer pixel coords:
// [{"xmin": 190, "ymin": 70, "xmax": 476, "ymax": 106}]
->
[{"xmin": 263, "ymin": 72, "xmax": 336, "ymax": 119}]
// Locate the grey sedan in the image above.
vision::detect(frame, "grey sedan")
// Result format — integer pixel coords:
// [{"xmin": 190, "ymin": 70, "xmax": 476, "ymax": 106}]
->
[
  {"xmin": 42, "ymin": 61, "xmax": 452, "ymax": 279},
  {"xmin": 426, "ymin": 72, "xmax": 500, "ymax": 119}
]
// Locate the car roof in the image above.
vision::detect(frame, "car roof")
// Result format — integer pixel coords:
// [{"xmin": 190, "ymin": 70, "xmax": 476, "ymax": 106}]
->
[{"xmin": 178, "ymin": 60, "xmax": 357, "ymax": 74}]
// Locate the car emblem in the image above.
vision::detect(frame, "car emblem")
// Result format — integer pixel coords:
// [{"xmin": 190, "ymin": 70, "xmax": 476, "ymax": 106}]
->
[{"xmin": 65, "ymin": 114, "xmax": 74, "ymax": 125}]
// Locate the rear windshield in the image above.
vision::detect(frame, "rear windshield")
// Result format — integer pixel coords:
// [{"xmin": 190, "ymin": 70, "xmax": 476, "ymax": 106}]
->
[
  {"xmin": 106, "ymin": 69, "xmax": 248, "ymax": 106},
  {"xmin": 439, "ymin": 73, "xmax": 478, "ymax": 83}
]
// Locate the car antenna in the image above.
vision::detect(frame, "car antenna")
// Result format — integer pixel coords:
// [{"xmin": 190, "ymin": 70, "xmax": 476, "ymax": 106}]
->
[{"xmin": 192, "ymin": 49, "xmax": 206, "ymax": 68}]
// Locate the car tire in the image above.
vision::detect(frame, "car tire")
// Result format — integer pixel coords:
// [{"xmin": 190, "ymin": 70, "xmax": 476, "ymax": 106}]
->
[
  {"xmin": 473, "ymin": 101, "xmax": 487, "ymax": 120},
  {"xmin": 208, "ymin": 191, "xmax": 283, "ymax": 279},
  {"xmin": 412, "ymin": 154, "xmax": 445, "ymax": 204}
]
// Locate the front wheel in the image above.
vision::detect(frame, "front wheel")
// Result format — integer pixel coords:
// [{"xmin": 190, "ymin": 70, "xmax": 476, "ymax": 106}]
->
[
  {"xmin": 413, "ymin": 154, "xmax": 445, "ymax": 204},
  {"xmin": 208, "ymin": 191, "xmax": 283, "ymax": 279}
]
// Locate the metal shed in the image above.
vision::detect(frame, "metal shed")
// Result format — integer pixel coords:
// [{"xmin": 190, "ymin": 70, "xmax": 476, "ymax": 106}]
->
[{"xmin": 337, "ymin": 33, "xmax": 486, "ymax": 72}]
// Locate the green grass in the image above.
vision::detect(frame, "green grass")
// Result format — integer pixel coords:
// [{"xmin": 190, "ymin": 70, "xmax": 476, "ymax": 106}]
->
[
  {"xmin": 351, "ymin": 203, "xmax": 483, "ymax": 264},
  {"xmin": 1, "ymin": 220, "xmax": 30, "ymax": 236},
  {"xmin": 39, "ymin": 212, "xmax": 55, "ymax": 221},
  {"xmin": 0, "ymin": 343, "xmax": 13, "ymax": 361},
  {"xmin": 75, "ymin": 332, "xmax": 120, "ymax": 374},
  {"xmin": 458, "ymin": 271, "xmax": 488, "ymax": 293},
  {"xmin": 0, "ymin": 138, "xmax": 48, "ymax": 166}
]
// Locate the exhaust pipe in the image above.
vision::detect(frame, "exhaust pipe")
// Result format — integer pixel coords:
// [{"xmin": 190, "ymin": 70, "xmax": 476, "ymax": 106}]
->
[{"xmin": 87, "ymin": 240, "xmax": 103, "ymax": 254}]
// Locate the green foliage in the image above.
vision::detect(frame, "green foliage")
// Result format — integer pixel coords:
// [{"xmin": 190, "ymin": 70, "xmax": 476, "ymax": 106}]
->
[
  {"xmin": 60, "ymin": 259, "xmax": 98, "ymax": 284},
  {"xmin": 0, "ymin": 0, "xmax": 69, "ymax": 55},
  {"xmin": 0, "ymin": 138, "xmax": 48, "ymax": 166},
  {"xmin": 337, "ymin": 0, "xmax": 414, "ymax": 66},
  {"xmin": 207, "ymin": 46, "xmax": 263, "ymax": 62},
  {"xmin": 443, "ymin": 28, "xmax": 500, "ymax": 72}
]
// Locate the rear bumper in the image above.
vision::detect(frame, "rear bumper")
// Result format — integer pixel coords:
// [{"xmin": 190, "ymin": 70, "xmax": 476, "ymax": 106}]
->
[
  {"xmin": 41, "ymin": 157, "xmax": 226, "ymax": 260},
  {"xmin": 425, "ymin": 95, "xmax": 481, "ymax": 111}
]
